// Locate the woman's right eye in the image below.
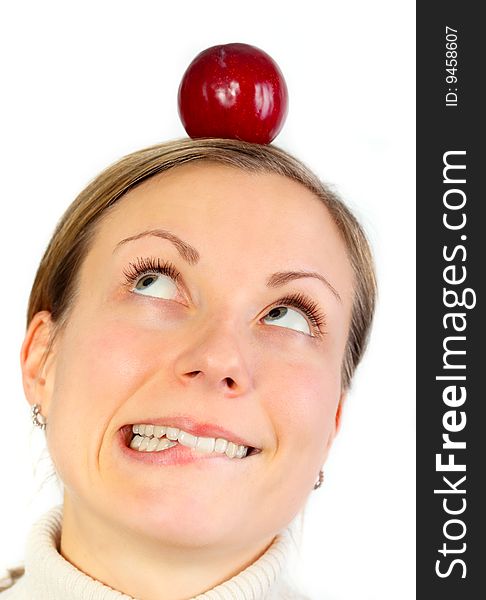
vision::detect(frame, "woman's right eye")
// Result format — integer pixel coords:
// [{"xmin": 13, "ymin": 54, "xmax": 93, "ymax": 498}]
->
[{"xmin": 132, "ymin": 273, "xmax": 178, "ymax": 299}]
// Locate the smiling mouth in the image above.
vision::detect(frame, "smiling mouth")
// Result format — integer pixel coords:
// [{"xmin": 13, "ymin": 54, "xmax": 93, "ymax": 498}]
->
[{"xmin": 121, "ymin": 424, "xmax": 261, "ymax": 459}]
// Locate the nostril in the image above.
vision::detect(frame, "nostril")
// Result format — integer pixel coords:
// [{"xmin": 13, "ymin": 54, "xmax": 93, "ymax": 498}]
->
[
  {"xmin": 186, "ymin": 371, "xmax": 201, "ymax": 378},
  {"xmin": 224, "ymin": 377, "xmax": 236, "ymax": 389}
]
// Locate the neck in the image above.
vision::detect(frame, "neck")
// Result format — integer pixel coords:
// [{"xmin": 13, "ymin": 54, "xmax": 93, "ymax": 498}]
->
[{"xmin": 59, "ymin": 496, "xmax": 277, "ymax": 600}]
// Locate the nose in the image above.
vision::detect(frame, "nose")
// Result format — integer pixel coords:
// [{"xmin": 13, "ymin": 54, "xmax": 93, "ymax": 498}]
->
[{"xmin": 172, "ymin": 318, "xmax": 253, "ymax": 397}]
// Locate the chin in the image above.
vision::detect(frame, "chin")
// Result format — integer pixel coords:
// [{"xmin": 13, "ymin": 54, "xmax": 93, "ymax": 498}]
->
[{"xmin": 104, "ymin": 489, "xmax": 249, "ymax": 548}]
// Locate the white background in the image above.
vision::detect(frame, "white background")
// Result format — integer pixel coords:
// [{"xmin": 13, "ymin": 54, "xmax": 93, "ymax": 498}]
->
[{"xmin": 0, "ymin": 1, "xmax": 416, "ymax": 599}]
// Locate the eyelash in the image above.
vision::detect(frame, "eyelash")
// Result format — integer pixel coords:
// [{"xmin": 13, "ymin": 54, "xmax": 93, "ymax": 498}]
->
[
  {"xmin": 122, "ymin": 257, "xmax": 327, "ymax": 338},
  {"xmin": 122, "ymin": 257, "xmax": 181, "ymax": 287},
  {"xmin": 268, "ymin": 292, "xmax": 327, "ymax": 338}
]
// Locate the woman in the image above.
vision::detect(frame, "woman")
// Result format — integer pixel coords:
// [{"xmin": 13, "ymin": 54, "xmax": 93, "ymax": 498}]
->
[{"xmin": 1, "ymin": 137, "xmax": 376, "ymax": 599}]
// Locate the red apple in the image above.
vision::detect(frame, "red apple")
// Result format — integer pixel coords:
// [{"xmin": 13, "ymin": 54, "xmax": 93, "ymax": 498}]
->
[{"xmin": 178, "ymin": 43, "xmax": 288, "ymax": 144}]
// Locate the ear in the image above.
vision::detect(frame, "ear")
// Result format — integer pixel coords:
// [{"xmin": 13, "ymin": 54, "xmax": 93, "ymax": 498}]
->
[
  {"xmin": 20, "ymin": 311, "xmax": 57, "ymax": 415},
  {"xmin": 334, "ymin": 390, "xmax": 347, "ymax": 435},
  {"xmin": 324, "ymin": 390, "xmax": 347, "ymax": 454}
]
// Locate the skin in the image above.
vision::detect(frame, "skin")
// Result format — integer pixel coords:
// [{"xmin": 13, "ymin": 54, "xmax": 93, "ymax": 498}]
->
[{"xmin": 21, "ymin": 163, "xmax": 354, "ymax": 600}]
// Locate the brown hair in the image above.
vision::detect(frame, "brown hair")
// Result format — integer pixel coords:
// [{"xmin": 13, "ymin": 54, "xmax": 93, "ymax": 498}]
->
[{"xmin": 27, "ymin": 137, "xmax": 377, "ymax": 389}]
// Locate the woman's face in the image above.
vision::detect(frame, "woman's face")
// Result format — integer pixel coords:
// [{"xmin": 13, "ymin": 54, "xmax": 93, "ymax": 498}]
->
[{"xmin": 27, "ymin": 163, "xmax": 354, "ymax": 550}]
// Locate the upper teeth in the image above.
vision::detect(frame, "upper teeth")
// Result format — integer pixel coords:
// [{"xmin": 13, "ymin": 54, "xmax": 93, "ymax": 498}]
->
[{"xmin": 130, "ymin": 424, "xmax": 250, "ymax": 459}]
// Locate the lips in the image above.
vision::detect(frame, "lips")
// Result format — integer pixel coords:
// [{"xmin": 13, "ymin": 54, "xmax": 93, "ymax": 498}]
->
[{"xmin": 119, "ymin": 415, "xmax": 260, "ymax": 451}]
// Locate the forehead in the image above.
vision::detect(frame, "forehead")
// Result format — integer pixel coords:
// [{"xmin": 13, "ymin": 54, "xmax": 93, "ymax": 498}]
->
[{"xmin": 91, "ymin": 163, "xmax": 354, "ymax": 303}]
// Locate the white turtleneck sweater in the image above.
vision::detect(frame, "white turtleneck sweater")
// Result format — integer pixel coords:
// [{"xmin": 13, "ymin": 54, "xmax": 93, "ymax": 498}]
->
[{"xmin": 0, "ymin": 506, "xmax": 309, "ymax": 600}]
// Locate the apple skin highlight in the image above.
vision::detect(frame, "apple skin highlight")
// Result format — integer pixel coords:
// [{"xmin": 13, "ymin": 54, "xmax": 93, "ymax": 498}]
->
[{"xmin": 178, "ymin": 43, "xmax": 288, "ymax": 144}]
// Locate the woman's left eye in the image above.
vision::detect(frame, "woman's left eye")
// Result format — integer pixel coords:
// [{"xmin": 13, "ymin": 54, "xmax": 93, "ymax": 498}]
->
[
  {"xmin": 262, "ymin": 306, "xmax": 312, "ymax": 336},
  {"xmin": 132, "ymin": 273, "xmax": 178, "ymax": 299}
]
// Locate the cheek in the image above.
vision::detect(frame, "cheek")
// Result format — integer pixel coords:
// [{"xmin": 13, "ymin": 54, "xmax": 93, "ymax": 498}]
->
[
  {"xmin": 262, "ymin": 352, "xmax": 341, "ymax": 456},
  {"xmin": 254, "ymin": 351, "xmax": 341, "ymax": 517},
  {"xmin": 47, "ymin": 319, "xmax": 170, "ymax": 473},
  {"xmin": 56, "ymin": 319, "xmax": 159, "ymax": 409}
]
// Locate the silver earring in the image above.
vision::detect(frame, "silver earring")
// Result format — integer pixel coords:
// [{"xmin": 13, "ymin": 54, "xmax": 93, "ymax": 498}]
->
[
  {"xmin": 313, "ymin": 469, "xmax": 324, "ymax": 490},
  {"xmin": 31, "ymin": 403, "xmax": 47, "ymax": 430}
]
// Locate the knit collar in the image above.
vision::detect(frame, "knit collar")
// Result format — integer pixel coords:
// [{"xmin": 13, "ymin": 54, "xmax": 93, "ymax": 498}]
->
[{"xmin": 21, "ymin": 504, "xmax": 302, "ymax": 600}]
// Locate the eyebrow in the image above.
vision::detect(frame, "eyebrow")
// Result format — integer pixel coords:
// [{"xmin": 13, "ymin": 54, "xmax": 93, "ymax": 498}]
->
[
  {"xmin": 114, "ymin": 229, "xmax": 342, "ymax": 303},
  {"xmin": 266, "ymin": 270, "xmax": 342, "ymax": 303},
  {"xmin": 114, "ymin": 229, "xmax": 200, "ymax": 265}
]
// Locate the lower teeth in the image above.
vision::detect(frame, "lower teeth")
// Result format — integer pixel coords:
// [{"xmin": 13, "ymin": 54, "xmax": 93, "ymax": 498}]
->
[{"xmin": 130, "ymin": 435, "xmax": 176, "ymax": 453}]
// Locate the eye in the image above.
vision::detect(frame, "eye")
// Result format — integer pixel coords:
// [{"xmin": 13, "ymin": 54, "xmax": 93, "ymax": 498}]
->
[
  {"xmin": 123, "ymin": 257, "xmax": 181, "ymax": 300},
  {"xmin": 133, "ymin": 273, "xmax": 178, "ymax": 299},
  {"xmin": 262, "ymin": 292, "xmax": 327, "ymax": 338},
  {"xmin": 263, "ymin": 306, "xmax": 311, "ymax": 335}
]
